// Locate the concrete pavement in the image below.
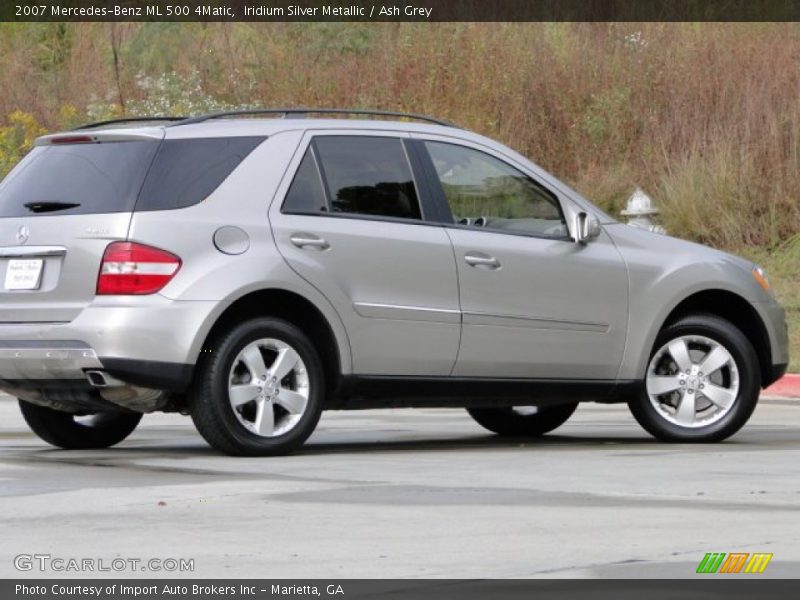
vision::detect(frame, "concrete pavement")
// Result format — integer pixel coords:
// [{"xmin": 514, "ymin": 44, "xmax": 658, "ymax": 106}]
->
[{"xmin": 0, "ymin": 395, "xmax": 798, "ymax": 579}]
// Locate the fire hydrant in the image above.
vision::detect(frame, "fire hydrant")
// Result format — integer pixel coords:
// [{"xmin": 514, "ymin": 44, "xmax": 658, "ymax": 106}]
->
[{"xmin": 620, "ymin": 187, "xmax": 666, "ymax": 234}]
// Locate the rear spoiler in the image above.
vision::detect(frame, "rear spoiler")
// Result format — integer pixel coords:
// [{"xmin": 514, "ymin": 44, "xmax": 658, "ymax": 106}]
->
[{"xmin": 35, "ymin": 129, "xmax": 165, "ymax": 146}]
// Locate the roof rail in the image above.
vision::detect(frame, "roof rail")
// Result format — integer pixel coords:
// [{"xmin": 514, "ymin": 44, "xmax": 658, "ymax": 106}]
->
[
  {"xmin": 73, "ymin": 116, "xmax": 187, "ymax": 130},
  {"xmin": 176, "ymin": 108, "xmax": 457, "ymax": 128}
]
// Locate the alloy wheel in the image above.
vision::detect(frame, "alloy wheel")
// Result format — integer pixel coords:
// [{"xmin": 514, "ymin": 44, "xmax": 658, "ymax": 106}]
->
[
  {"xmin": 228, "ymin": 338, "xmax": 310, "ymax": 437},
  {"xmin": 646, "ymin": 334, "xmax": 740, "ymax": 428}
]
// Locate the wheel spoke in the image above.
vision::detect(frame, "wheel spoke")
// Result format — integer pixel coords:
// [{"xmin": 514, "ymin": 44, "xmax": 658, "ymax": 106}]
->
[
  {"xmin": 275, "ymin": 389, "xmax": 307, "ymax": 414},
  {"xmin": 667, "ymin": 339, "xmax": 693, "ymax": 372},
  {"xmin": 229, "ymin": 383, "xmax": 261, "ymax": 407},
  {"xmin": 241, "ymin": 344, "xmax": 268, "ymax": 378},
  {"xmin": 254, "ymin": 399, "xmax": 274, "ymax": 436},
  {"xmin": 270, "ymin": 346, "xmax": 301, "ymax": 381},
  {"xmin": 647, "ymin": 374, "xmax": 683, "ymax": 396},
  {"xmin": 698, "ymin": 345, "xmax": 731, "ymax": 377},
  {"xmin": 675, "ymin": 391, "xmax": 696, "ymax": 425},
  {"xmin": 701, "ymin": 383, "xmax": 736, "ymax": 409}
]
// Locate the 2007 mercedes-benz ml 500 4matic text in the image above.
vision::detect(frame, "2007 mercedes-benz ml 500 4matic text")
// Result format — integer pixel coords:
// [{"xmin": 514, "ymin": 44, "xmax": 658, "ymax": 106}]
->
[{"xmin": 0, "ymin": 109, "xmax": 789, "ymax": 455}]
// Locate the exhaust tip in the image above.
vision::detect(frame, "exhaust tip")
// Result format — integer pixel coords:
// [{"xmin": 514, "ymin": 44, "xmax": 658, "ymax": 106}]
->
[{"xmin": 86, "ymin": 370, "xmax": 123, "ymax": 388}]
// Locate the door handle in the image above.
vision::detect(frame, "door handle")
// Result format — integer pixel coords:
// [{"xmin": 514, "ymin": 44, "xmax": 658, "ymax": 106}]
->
[
  {"xmin": 290, "ymin": 233, "xmax": 330, "ymax": 250},
  {"xmin": 464, "ymin": 252, "xmax": 501, "ymax": 270}
]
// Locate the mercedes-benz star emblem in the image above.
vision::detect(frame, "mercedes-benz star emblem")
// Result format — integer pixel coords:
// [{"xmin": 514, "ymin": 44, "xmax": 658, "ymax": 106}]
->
[{"xmin": 16, "ymin": 225, "xmax": 30, "ymax": 245}]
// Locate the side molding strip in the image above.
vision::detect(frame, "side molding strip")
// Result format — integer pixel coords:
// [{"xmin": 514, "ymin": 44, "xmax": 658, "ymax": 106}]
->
[{"xmin": 353, "ymin": 302, "xmax": 461, "ymax": 324}]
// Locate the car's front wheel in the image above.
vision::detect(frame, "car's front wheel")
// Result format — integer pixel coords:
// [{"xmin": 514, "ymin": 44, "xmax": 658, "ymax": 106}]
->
[
  {"xmin": 19, "ymin": 400, "xmax": 142, "ymax": 449},
  {"xmin": 629, "ymin": 313, "xmax": 761, "ymax": 442},
  {"xmin": 467, "ymin": 403, "xmax": 578, "ymax": 437},
  {"xmin": 190, "ymin": 317, "xmax": 324, "ymax": 456}
]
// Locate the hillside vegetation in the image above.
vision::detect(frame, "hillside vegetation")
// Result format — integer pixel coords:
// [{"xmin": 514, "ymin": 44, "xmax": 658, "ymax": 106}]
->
[{"xmin": 0, "ymin": 22, "xmax": 797, "ymax": 369}]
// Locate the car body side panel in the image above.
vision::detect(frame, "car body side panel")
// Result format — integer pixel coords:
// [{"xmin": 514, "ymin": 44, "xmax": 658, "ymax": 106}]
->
[
  {"xmin": 126, "ymin": 130, "xmax": 354, "ymax": 373},
  {"xmin": 448, "ymin": 227, "xmax": 629, "ymax": 379},
  {"xmin": 407, "ymin": 131, "xmax": 629, "ymax": 380},
  {"xmin": 606, "ymin": 224, "xmax": 786, "ymax": 380},
  {"xmin": 267, "ymin": 130, "xmax": 461, "ymax": 376}
]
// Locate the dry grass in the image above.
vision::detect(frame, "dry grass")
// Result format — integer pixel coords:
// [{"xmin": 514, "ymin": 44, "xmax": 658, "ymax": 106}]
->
[
  {"xmin": 0, "ymin": 22, "xmax": 798, "ymax": 366},
  {"xmin": 2, "ymin": 23, "xmax": 800, "ymax": 247}
]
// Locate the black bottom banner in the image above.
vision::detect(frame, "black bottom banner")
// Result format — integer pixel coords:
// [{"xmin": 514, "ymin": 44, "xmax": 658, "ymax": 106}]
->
[{"xmin": 5, "ymin": 579, "xmax": 800, "ymax": 600}]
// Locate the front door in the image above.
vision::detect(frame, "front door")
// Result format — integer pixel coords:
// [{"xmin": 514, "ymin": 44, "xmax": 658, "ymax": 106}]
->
[{"xmin": 416, "ymin": 138, "xmax": 629, "ymax": 380}]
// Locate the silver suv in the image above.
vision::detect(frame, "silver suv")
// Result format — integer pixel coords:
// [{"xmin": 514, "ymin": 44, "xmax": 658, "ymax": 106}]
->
[{"xmin": 0, "ymin": 109, "xmax": 789, "ymax": 455}]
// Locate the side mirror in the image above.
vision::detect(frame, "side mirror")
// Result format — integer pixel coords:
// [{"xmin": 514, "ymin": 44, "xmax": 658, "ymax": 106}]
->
[{"xmin": 573, "ymin": 212, "xmax": 601, "ymax": 244}]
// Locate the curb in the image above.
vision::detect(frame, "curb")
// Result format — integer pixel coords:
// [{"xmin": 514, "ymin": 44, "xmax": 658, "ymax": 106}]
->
[{"xmin": 764, "ymin": 374, "xmax": 800, "ymax": 399}]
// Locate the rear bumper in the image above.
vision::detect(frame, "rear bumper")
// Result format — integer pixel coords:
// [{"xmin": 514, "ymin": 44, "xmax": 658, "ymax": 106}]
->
[
  {"xmin": 0, "ymin": 342, "xmax": 193, "ymax": 392},
  {"xmin": 0, "ymin": 296, "xmax": 215, "ymax": 392},
  {"xmin": 0, "ymin": 341, "xmax": 102, "ymax": 380}
]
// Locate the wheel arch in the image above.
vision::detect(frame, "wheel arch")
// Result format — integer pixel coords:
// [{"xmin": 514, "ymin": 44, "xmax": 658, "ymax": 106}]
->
[
  {"xmin": 655, "ymin": 289, "xmax": 773, "ymax": 387},
  {"xmin": 194, "ymin": 288, "xmax": 350, "ymax": 397}
]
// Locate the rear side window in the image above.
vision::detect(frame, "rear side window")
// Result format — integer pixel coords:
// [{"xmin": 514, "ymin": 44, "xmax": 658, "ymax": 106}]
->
[
  {"xmin": 0, "ymin": 141, "xmax": 158, "ymax": 217},
  {"xmin": 136, "ymin": 137, "xmax": 265, "ymax": 211},
  {"xmin": 284, "ymin": 136, "xmax": 421, "ymax": 220}
]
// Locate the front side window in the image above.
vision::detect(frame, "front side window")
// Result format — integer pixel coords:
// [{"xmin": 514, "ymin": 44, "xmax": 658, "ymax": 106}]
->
[
  {"xmin": 424, "ymin": 141, "xmax": 568, "ymax": 238},
  {"xmin": 283, "ymin": 136, "xmax": 422, "ymax": 220}
]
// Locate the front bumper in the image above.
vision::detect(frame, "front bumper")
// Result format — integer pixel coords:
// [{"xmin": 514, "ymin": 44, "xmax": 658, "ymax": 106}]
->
[{"xmin": 754, "ymin": 300, "xmax": 791, "ymax": 387}]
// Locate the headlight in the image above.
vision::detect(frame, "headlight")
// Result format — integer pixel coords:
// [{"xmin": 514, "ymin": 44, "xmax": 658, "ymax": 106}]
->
[{"xmin": 752, "ymin": 265, "xmax": 772, "ymax": 294}]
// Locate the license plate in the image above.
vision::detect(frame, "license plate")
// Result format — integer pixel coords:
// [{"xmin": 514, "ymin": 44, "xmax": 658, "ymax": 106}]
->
[{"xmin": 4, "ymin": 259, "xmax": 44, "ymax": 290}]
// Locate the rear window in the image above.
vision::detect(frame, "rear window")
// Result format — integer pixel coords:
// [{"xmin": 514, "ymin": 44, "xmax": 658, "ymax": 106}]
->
[
  {"xmin": 0, "ymin": 136, "xmax": 265, "ymax": 217},
  {"xmin": 0, "ymin": 141, "xmax": 158, "ymax": 217}
]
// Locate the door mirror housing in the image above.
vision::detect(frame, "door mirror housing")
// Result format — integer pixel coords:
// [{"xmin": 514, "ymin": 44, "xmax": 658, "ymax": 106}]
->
[{"xmin": 573, "ymin": 212, "xmax": 601, "ymax": 244}]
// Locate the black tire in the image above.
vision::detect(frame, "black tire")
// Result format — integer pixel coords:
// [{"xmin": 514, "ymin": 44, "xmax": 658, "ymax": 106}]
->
[
  {"xmin": 467, "ymin": 403, "xmax": 578, "ymax": 437},
  {"xmin": 629, "ymin": 313, "xmax": 761, "ymax": 443},
  {"xmin": 19, "ymin": 400, "xmax": 142, "ymax": 449},
  {"xmin": 190, "ymin": 317, "xmax": 325, "ymax": 456}
]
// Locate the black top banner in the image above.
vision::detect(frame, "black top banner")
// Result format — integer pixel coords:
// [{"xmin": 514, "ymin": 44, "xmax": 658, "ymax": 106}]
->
[{"xmin": 6, "ymin": 0, "xmax": 800, "ymax": 22}]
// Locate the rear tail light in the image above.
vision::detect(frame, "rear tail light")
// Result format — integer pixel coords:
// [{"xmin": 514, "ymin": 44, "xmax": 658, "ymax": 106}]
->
[{"xmin": 97, "ymin": 242, "xmax": 181, "ymax": 295}]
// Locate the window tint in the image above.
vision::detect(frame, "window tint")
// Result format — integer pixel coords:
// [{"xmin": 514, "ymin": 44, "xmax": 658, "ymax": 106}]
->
[
  {"xmin": 0, "ymin": 137, "xmax": 266, "ymax": 217},
  {"xmin": 136, "ymin": 137, "xmax": 264, "ymax": 211},
  {"xmin": 282, "ymin": 148, "xmax": 328, "ymax": 213},
  {"xmin": 425, "ymin": 141, "xmax": 568, "ymax": 238},
  {"xmin": 314, "ymin": 136, "xmax": 421, "ymax": 220},
  {"xmin": 0, "ymin": 141, "xmax": 159, "ymax": 217}
]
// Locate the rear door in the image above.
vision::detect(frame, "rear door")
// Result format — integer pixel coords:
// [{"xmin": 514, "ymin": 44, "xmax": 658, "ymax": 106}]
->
[
  {"xmin": 0, "ymin": 132, "xmax": 162, "ymax": 322},
  {"xmin": 269, "ymin": 131, "xmax": 461, "ymax": 376}
]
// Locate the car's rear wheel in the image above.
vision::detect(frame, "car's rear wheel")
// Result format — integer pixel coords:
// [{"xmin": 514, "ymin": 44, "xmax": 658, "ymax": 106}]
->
[
  {"xmin": 467, "ymin": 403, "xmax": 578, "ymax": 437},
  {"xmin": 18, "ymin": 400, "xmax": 142, "ymax": 449},
  {"xmin": 629, "ymin": 313, "xmax": 760, "ymax": 442},
  {"xmin": 190, "ymin": 317, "xmax": 324, "ymax": 456}
]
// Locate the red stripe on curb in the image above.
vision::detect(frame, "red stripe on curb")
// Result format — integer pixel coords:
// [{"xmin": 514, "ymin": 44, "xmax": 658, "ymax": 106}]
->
[{"xmin": 764, "ymin": 374, "xmax": 800, "ymax": 398}]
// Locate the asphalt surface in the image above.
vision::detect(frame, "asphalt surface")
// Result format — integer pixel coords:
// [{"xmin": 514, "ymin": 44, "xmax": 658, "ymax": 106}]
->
[{"xmin": 0, "ymin": 395, "xmax": 798, "ymax": 579}]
